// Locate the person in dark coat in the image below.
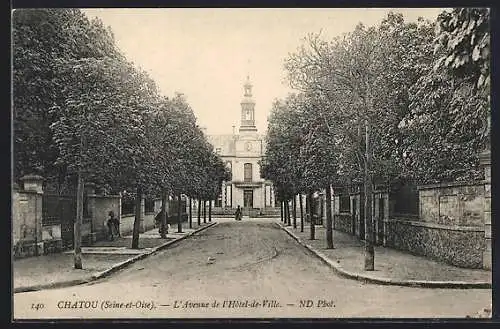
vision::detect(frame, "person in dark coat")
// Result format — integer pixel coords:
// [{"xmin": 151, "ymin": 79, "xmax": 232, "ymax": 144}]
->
[
  {"xmin": 110, "ymin": 211, "xmax": 121, "ymax": 237},
  {"xmin": 235, "ymin": 205, "xmax": 242, "ymax": 221},
  {"xmin": 155, "ymin": 210, "xmax": 168, "ymax": 235},
  {"xmin": 107, "ymin": 211, "xmax": 116, "ymax": 240}
]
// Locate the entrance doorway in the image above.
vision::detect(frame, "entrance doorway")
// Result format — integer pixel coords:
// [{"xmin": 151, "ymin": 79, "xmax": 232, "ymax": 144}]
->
[
  {"xmin": 243, "ymin": 190, "xmax": 253, "ymax": 208},
  {"xmin": 42, "ymin": 193, "xmax": 76, "ymax": 250}
]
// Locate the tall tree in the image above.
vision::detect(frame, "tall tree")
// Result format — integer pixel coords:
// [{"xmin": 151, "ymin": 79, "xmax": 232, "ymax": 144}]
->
[
  {"xmin": 283, "ymin": 14, "xmax": 437, "ymax": 269},
  {"xmin": 400, "ymin": 9, "xmax": 490, "ymax": 184},
  {"xmin": 13, "ymin": 9, "xmax": 121, "ymax": 188}
]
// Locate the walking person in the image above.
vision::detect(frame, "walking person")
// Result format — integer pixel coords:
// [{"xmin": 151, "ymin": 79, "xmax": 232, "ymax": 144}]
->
[
  {"xmin": 110, "ymin": 211, "xmax": 121, "ymax": 238},
  {"xmin": 235, "ymin": 205, "xmax": 242, "ymax": 221},
  {"xmin": 106, "ymin": 211, "xmax": 115, "ymax": 241},
  {"xmin": 155, "ymin": 209, "xmax": 169, "ymax": 235}
]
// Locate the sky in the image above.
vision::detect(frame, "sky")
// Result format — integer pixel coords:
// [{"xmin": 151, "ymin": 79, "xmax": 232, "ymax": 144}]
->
[{"xmin": 83, "ymin": 8, "xmax": 446, "ymax": 135}]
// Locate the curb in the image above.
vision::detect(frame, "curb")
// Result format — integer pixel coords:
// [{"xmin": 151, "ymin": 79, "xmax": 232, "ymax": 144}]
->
[
  {"xmin": 14, "ymin": 222, "xmax": 218, "ymax": 293},
  {"xmin": 278, "ymin": 223, "xmax": 491, "ymax": 289}
]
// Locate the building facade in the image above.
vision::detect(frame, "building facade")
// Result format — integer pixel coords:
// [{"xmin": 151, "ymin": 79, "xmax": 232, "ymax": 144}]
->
[{"xmin": 206, "ymin": 77, "xmax": 276, "ymax": 212}]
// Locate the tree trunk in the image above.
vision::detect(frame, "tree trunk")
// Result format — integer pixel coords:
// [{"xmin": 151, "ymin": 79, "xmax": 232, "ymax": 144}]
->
[
  {"xmin": 308, "ymin": 192, "xmax": 315, "ymax": 240},
  {"xmin": 299, "ymin": 194, "xmax": 304, "ymax": 232},
  {"xmin": 197, "ymin": 198, "xmax": 201, "ymax": 226},
  {"xmin": 292, "ymin": 196, "xmax": 297, "ymax": 229},
  {"xmin": 209, "ymin": 199, "xmax": 212, "ymax": 222},
  {"xmin": 326, "ymin": 185, "xmax": 333, "ymax": 249},
  {"xmin": 286, "ymin": 200, "xmax": 291, "ymax": 226},
  {"xmin": 74, "ymin": 170, "xmax": 84, "ymax": 269},
  {"xmin": 283, "ymin": 200, "xmax": 288, "ymax": 226},
  {"xmin": 131, "ymin": 185, "xmax": 142, "ymax": 249},
  {"xmin": 177, "ymin": 194, "xmax": 182, "ymax": 233},
  {"xmin": 280, "ymin": 201, "xmax": 284, "ymax": 222},
  {"xmin": 203, "ymin": 200, "xmax": 207, "ymax": 224},
  {"xmin": 364, "ymin": 119, "xmax": 375, "ymax": 271},
  {"xmin": 160, "ymin": 189, "xmax": 168, "ymax": 239},
  {"xmin": 189, "ymin": 197, "xmax": 192, "ymax": 229}
]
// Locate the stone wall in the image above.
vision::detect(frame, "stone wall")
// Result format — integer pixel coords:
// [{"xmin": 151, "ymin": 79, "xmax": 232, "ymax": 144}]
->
[
  {"xmin": 418, "ymin": 182, "xmax": 484, "ymax": 227},
  {"xmin": 143, "ymin": 213, "xmax": 155, "ymax": 231},
  {"xmin": 384, "ymin": 181, "xmax": 487, "ymax": 269},
  {"xmin": 480, "ymin": 151, "xmax": 491, "ymax": 269},
  {"xmin": 13, "ymin": 177, "xmax": 197, "ymax": 258},
  {"xmin": 385, "ymin": 219, "xmax": 485, "ymax": 268},
  {"xmin": 87, "ymin": 194, "xmax": 121, "ymax": 241},
  {"xmin": 120, "ymin": 215, "xmax": 136, "ymax": 236},
  {"xmin": 336, "ymin": 180, "xmax": 489, "ymax": 269},
  {"xmin": 120, "ymin": 211, "xmax": 155, "ymax": 236},
  {"xmin": 12, "ymin": 187, "xmax": 43, "ymax": 258}
]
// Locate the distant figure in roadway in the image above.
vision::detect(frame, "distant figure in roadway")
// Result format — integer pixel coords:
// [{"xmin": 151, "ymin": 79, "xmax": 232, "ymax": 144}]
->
[{"xmin": 235, "ymin": 205, "xmax": 242, "ymax": 221}]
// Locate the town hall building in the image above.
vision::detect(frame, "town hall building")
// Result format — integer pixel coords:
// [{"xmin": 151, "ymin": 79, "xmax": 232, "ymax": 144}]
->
[{"xmin": 206, "ymin": 76, "xmax": 276, "ymax": 214}]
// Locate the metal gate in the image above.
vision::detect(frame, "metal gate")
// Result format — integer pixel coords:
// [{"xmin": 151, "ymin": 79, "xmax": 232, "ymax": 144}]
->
[{"xmin": 42, "ymin": 193, "xmax": 76, "ymax": 250}]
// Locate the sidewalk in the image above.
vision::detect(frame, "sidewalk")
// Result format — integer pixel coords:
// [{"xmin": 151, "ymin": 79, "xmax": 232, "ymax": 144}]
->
[
  {"xmin": 13, "ymin": 220, "xmax": 217, "ymax": 293},
  {"xmin": 278, "ymin": 221, "xmax": 492, "ymax": 289}
]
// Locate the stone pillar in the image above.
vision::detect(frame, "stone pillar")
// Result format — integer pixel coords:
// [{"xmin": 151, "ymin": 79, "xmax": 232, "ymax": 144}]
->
[
  {"xmin": 20, "ymin": 174, "xmax": 44, "ymax": 255},
  {"xmin": 480, "ymin": 150, "xmax": 491, "ymax": 270},
  {"xmin": 333, "ymin": 195, "xmax": 340, "ymax": 215},
  {"xmin": 21, "ymin": 174, "xmax": 44, "ymax": 194}
]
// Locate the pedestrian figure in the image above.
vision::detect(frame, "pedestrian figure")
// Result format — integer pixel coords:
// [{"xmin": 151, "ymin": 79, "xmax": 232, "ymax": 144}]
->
[
  {"xmin": 106, "ymin": 211, "xmax": 116, "ymax": 241},
  {"xmin": 155, "ymin": 210, "xmax": 169, "ymax": 235},
  {"xmin": 235, "ymin": 205, "xmax": 242, "ymax": 221},
  {"xmin": 110, "ymin": 211, "xmax": 121, "ymax": 237}
]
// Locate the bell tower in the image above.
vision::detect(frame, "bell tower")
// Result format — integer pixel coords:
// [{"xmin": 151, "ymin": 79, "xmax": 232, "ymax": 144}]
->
[{"xmin": 239, "ymin": 76, "xmax": 257, "ymax": 133}]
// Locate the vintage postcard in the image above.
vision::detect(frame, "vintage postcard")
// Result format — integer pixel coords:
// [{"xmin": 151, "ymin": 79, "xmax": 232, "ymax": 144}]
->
[{"xmin": 11, "ymin": 7, "xmax": 492, "ymax": 320}]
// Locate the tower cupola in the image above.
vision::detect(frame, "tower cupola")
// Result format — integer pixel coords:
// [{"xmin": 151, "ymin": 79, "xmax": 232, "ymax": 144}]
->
[{"xmin": 239, "ymin": 75, "xmax": 257, "ymax": 133}]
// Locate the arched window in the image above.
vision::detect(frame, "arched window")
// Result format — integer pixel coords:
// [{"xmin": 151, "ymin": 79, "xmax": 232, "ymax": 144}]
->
[{"xmin": 244, "ymin": 163, "xmax": 252, "ymax": 182}]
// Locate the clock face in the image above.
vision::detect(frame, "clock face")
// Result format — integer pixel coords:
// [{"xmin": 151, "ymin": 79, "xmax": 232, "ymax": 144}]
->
[{"xmin": 245, "ymin": 142, "xmax": 252, "ymax": 151}]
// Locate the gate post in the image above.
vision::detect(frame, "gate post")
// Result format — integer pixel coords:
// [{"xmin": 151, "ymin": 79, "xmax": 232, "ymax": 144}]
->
[
  {"xmin": 20, "ymin": 174, "xmax": 44, "ymax": 256},
  {"xmin": 480, "ymin": 150, "xmax": 491, "ymax": 270}
]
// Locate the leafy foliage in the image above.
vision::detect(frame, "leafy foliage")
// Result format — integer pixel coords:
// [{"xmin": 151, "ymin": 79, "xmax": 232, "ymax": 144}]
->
[
  {"xmin": 12, "ymin": 9, "xmax": 123, "ymax": 190},
  {"xmin": 434, "ymin": 8, "xmax": 490, "ymax": 89},
  {"xmin": 400, "ymin": 8, "xmax": 490, "ymax": 184},
  {"xmin": 14, "ymin": 8, "xmax": 228, "ymax": 202}
]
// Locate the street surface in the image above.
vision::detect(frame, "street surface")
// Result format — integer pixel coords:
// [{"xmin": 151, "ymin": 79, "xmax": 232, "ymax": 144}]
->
[{"xmin": 14, "ymin": 218, "xmax": 491, "ymax": 319}]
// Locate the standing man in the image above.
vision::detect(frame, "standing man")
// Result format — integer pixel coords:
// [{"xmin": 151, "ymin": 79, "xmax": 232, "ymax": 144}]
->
[
  {"xmin": 107, "ymin": 211, "xmax": 115, "ymax": 240},
  {"xmin": 108, "ymin": 211, "xmax": 120, "ymax": 238},
  {"xmin": 235, "ymin": 205, "xmax": 242, "ymax": 221}
]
